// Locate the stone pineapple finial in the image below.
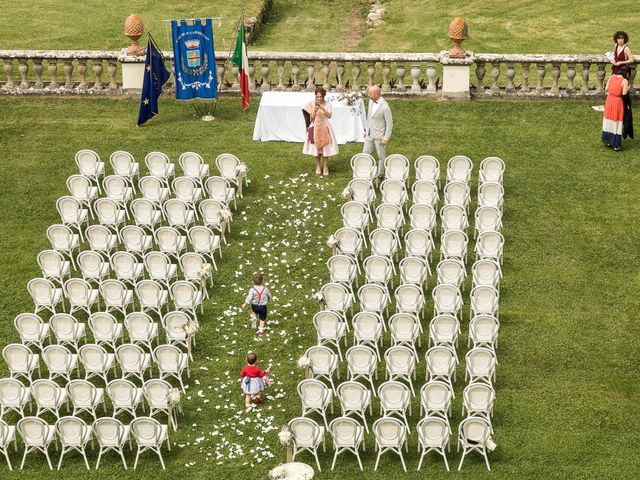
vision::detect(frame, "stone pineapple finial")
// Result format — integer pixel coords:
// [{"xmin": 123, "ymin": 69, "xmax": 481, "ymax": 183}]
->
[
  {"xmin": 124, "ymin": 14, "xmax": 145, "ymax": 56},
  {"xmin": 448, "ymin": 17, "xmax": 468, "ymax": 58}
]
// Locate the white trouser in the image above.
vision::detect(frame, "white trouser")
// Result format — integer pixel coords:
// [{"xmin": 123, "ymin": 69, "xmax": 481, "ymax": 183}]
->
[{"xmin": 363, "ymin": 137, "xmax": 387, "ymax": 175}]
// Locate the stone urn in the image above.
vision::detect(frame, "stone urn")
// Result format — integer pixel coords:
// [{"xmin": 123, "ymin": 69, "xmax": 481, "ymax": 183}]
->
[
  {"xmin": 124, "ymin": 14, "xmax": 145, "ymax": 56},
  {"xmin": 448, "ymin": 17, "xmax": 468, "ymax": 58}
]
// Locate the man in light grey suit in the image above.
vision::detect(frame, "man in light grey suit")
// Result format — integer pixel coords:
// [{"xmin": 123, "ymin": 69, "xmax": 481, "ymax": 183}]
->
[{"xmin": 363, "ymin": 85, "xmax": 393, "ymax": 177}]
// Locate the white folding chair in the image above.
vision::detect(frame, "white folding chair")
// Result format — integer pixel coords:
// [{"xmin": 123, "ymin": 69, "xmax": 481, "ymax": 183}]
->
[
  {"xmin": 0, "ymin": 377, "xmax": 31, "ymax": 418},
  {"xmin": 79, "ymin": 343, "xmax": 116, "ymax": 384},
  {"xmin": 179, "ymin": 252, "xmax": 212, "ymax": 295},
  {"xmin": 399, "ymin": 256, "xmax": 429, "ymax": 290},
  {"xmin": 153, "ymin": 344, "xmax": 190, "ymax": 393},
  {"xmin": 327, "ymin": 255, "xmax": 358, "ymax": 294},
  {"xmin": 475, "ymin": 231, "xmax": 505, "ymax": 265},
  {"xmin": 88, "ymin": 312, "xmax": 123, "ymax": 351},
  {"xmin": 289, "ymin": 417, "xmax": 325, "ymax": 472},
  {"xmin": 320, "ymin": 283, "xmax": 354, "ymax": 320},
  {"xmin": 50, "ymin": 313, "xmax": 86, "ymax": 351},
  {"xmin": 154, "ymin": 227, "xmax": 187, "ymax": 262},
  {"xmin": 37, "ymin": 250, "xmax": 71, "ymax": 286},
  {"xmin": 419, "ymin": 380, "xmax": 453, "ymax": 420},
  {"xmin": 179, "ymin": 152, "xmax": 209, "ymax": 187},
  {"xmin": 172, "ymin": 176, "xmax": 203, "ymax": 217},
  {"xmin": 350, "ymin": 153, "xmax": 377, "ymax": 182},
  {"xmin": 425, "ymin": 345, "xmax": 458, "ymax": 392},
  {"xmin": 67, "ymin": 379, "xmax": 105, "ymax": 419},
  {"xmin": 352, "ymin": 311, "xmax": 384, "ymax": 356},
  {"xmin": 143, "ymin": 379, "xmax": 177, "ymax": 430},
  {"xmin": 3, "ymin": 344, "xmax": 40, "ymax": 383},
  {"xmin": 470, "ymin": 285, "xmax": 500, "ymax": 319},
  {"xmin": 440, "ymin": 204, "xmax": 469, "ymax": 234},
  {"xmin": 472, "ymin": 259, "xmax": 502, "ymax": 291},
  {"xmin": 358, "ymin": 283, "xmax": 389, "ymax": 316},
  {"xmin": 103, "ymin": 175, "xmax": 133, "ymax": 219},
  {"xmin": 334, "ymin": 227, "xmax": 364, "ymax": 263},
  {"xmin": 66, "ymin": 174, "xmax": 98, "ymax": 218},
  {"xmin": 0, "ymin": 419, "xmax": 16, "ymax": 471},
  {"xmin": 144, "ymin": 251, "xmax": 178, "ymax": 288},
  {"xmin": 215, "ymin": 153, "xmax": 245, "ymax": 197},
  {"xmin": 363, "ymin": 255, "xmax": 394, "ymax": 293},
  {"xmin": 446, "ymin": 155, "xmax": 473, "ymax": 184},
  {"xmin": 313, "ymin": 311, "xmax": 347, "ymax": 360},
  {"xmin": 465, "ymin": 347, "xmax": 497, "ymax": 384},
  {"xmin": 163, "ymin": 198, "xmax": 195, "ymax": 234},
  {"xmin": 373, "ymin": 416, "xmax": 408, "ymax": 472},
  {"xmin": 380, "ymin": 178, "xmax": 408, "ymax": 209},
  {"xmin": 77, "ymin": 250, "xmax": 110, "ymax": 285},
  {"xmin": 468, "ymin": 314, "xmax": 500, "ymax": 351},
  {"xmin": 346, "ymin": 178, "xmax": 376, "ymax": 213},
  {"xmin": 86, "ymin": 224, "xmax": 118, "ymax": 260},
  {"xmin": 188, "ymin": 226, "xmax": 222, "ymax": 266},
  {"xmin": 394, "ymin": 284, "xmax": 426, "ymax": 320},
  {"xmin": 337, "ymin": 382, "xmax": 372, "ymax": 433},
  {"xmin": 55, "ymin": 416, "xmax": 92, "ymax": 470},
  {"xmin": 412, "ymin": 180, "xmax": 439, "ymax": 208},
  {"xmin": 14, "ymin": 313, "xmax": 49, "ymax": 351},
  {"xmin": 384, "ymin": 346, "xmax": 417, "ymax": 395},
  {"xmin": 27, "ymin": 278, "xmax": 64, "ymax": 315},
  {"xmin": 462, "ymin": 382, "xmax": 495, "ymax": 426},
  {"xmin": 169, "ymin": 280, "xmax": 204, "ymax": 317},
  {"xmin": 99, "ymin": 279, "xmax": 134, "ymax": 316},
  {"xmin": 429, "ymin": 314, "xmax": 460, "ymax": 348},
  {"xmin": 432, "ymin": 283, "xmax": 463, "ymax": 319},
  {"xmin": 94, "ymin": 198, "xmax": 126, "ymax": 232},
  {"xmin": 478, "ymin": 156, "xmax": 505, "ymax": 186},
  {"xmin": 376, "ymin": 203, "xmax": 404, "ymax": 232},
  {"xmin": 116, "ymin": 344, "xmax": 151, "ymax": 384},
  {"xmin": 404, "ymin": 228, "xmax": 434, "ymax": 262},
  {"xmin": 436, "ymin": 258, "xmax": 466, "ymax": 290},
  {"xmin": 162, "ymin": 311, "xmax": 197, "ymax": 360},
  {"xmin": 139, "ymin": 176, "xmax": 170, "ymax": 208},
  {"xmin": 305, "ymin": 346, "xmax": 339, "ymax": 393},
  {"xmin": 108, "ymin": 378, "xmax": 143, "ymax": 418},
  {"xmin": 75, "ymin": 149, "xmax": 104, "ymax": 193},
  {"xmin": 30, "ymin": 379, "xmax": 67, "ymax": 418},
  {"xmin": 346, "ymin": 345, "xmax": 377, "ymax": 393},
  {"xmin": 389, "ymin": 313, "xmax": 421, "ymax": 359},
  {"xmin": 341, "ymin": 201, "xmax": 370, "ymax": 238},
  {"xmin": 458, "ymin": 416, "xmax": 493, "ymax": 471},
  {"xmin": 415, "ymin": 155, "xmax": 440, "ymax": 186},
  {"xmin": 111, "ymin": 251, "xmax": 145, "ymax": 287},
  {"xmin": 56, "ymin": 196, "xmax": 89, "ymax": 243},
  {"xmin": 64, "ymin": 278, "xmax": 99, "ymax": 316},
  {"xmin": 369, "ymin": 228, "xmax": 400, "ymax": 267},
  {"xmin": 144, "ymin": 151, "xmax": 175, "ymax": 186},
  {"xmin": 42, "ymin": 344, "xmax": 78, "ymax": 382},
  {"xmin": 329, "ymin": 416, "xmax": 365, "ymax": 471},
  {"xmin": 440, "ymin": 230, "xmax": 468, "ymax": 264},
  {"xmin": 135, "ymin": 280, "xmax": 169, "ymax": 317},
  {"xmin": 46, "ymin": 224, "xmax": 79, "ymax": 270},
  {"xmin": 93, "ymin": 417, "xmax": 129, "ymax": 469},
  {"xmin": 298, "ymin": 379, "xmax": 333, "ymax": 429},
  {"xmin": 205, "ymin": 176, "xmax": 237, "ymax": 210},
  {"xmin": 475, "ymin": 206, "xmax": 503, "ymax": 238},
  {"xmin": 110, "ymin": 150, "xmax": 140, "ymax": 192},
  {"xmin": 444, "ymin": 181, "xmax": 471, "ymax": 212},
  {"xmin": 17, "ymin": 416, "xmax": 55, "ymax": 470},
  {"xmin": 131, "ymin": 198, "xmax": 163, "ymax": 232},
  {"xmin": 478, "ymin": 182, "xmax": 504, "ymax": 211},
  {"xmin": 199, "ymin": 199, "xmax": 231, "ymax": 243},
  {"xmin": 417, "ymin": 416, "xmax": 451, "ymax": 471},
  {"xmin": 384, "ymin": 154, "xmax": 410, "ymax": 183}
]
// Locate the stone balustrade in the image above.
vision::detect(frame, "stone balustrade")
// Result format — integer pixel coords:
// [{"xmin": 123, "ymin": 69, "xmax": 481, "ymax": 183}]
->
[{"xmin": 0, "ymin": 49, "xmax": 637, "ymax": 98}]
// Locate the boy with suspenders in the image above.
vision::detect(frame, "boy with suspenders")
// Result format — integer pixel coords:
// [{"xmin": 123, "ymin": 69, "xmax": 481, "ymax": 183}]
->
[{"xmin": 241, "ymin": 272, "xmax": 273, "ymax": 336}]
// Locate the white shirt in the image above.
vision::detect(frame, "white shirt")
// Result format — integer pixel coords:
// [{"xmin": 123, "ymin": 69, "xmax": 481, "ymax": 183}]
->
[{"xmin": 370, "ymin": 99, "xmax": 380, "ymax": 117}]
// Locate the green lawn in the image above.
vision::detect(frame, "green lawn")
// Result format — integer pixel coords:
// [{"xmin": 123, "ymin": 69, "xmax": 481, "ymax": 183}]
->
[{"xmin": 0, "ymin": 96, "xmax": 639, "ymax": 479}]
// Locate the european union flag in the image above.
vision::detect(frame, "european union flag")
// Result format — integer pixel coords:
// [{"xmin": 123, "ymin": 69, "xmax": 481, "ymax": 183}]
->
[{"xmin": 137, "ymin": 35, "xmax": 171, "ymax": 126}]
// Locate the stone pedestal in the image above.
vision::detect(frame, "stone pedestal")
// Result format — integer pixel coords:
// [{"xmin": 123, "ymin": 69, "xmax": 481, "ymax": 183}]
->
[
  {"xmin": 441, "ymin": 52, "xmax": 474, "ymax": 100},
  {"xmin": 119, "ymin": 52, "xmax": 146, "ymax": 93}
]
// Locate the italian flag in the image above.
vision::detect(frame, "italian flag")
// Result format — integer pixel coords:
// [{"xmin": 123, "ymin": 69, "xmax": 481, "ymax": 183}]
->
[{"xmin": 230, "ymin": 22, "xmax": 250, "ymax": 110}]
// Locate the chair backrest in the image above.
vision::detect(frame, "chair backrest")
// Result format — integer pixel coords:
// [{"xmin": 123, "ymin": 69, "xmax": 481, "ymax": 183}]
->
[
  {"xmin": 329, "ymin": 416, "xmax": 362, "ymax": 447},
  {"xmin": 42, "ymin": 344, "xmax": 73, "ymax": 371},
  {"xmin": 163, "ymin": 198, "xmax": 190, "ymax": 225},
  {"xmin": 143, "ymin": 379, "xmax": 172, "ymax": 408},
  {"xmin": 384, "ymin": 346, "xmax": 415, "ymax": 373},
  {"xmin": 417, "ymin": 416, "xmax": 449, "ymax": 447},
  {"xmin": 444, "ymin": 181, "xmax": 470, "ymax": 207},
  {"xmin": 313, "ymin": 310, "xmax": 344, "ymax": 338},
  {"xmin": 215, "ymin": 153, "xmax": 240, "ymax": 180},
  {"xmin": 108, "ymin": 378, "xmax": 138, "ymax": 405},
  {"xmin": 130, "ymin": 198, "xmax": 158, "ymax": 227},
  {"xmin": 347, "ymin": 178, "xmax": 376, "ymax": 204},
  {"xmin": 139, "ymin": 176, "xmax": 167, "ymax": 203},
  {"xmin": 27, "ymin": 278, "xmax": 56, "ymax": 304},
  {"xmin": 459, "ymin": 416, "xmax": 491, "ymax": 446},
  {"xmin": 86, "ymin": 224, "xmax": 114, "ymax": 251},
  {"xmin": 436, "ymin": 258, "xmax": 466, "ymax": 286},
  {"xmin": 78, "ymin": 250, "xmax": 106, "ymax": 278},
  {"xmin": 380, "ymin": 179, "xmax": 407, "ymax": 204},
  {"xmin": 116, "ymin": 343, "xmax": 145, "ymax": 371},
  {"xmin": 350, "ymin": 153, "xmax": 376, "ymax": 179},
  {"xmin": 288, "ymin": 416, "xmax": 322, "ymax": 447},
  {"xmin": 373, "ymin": 416, "xmax": 406, "ymax": 447},
  {"xmin": 152, "ymin": 344, "xmax": 183, "ymax": 371},
  {"xmin": 363, "ymin": 255, "xmax": 392, "ymax": 283},
  {"xmin": 399, "ymin": 256, "xmax": 428, "ymax": 284},
  {"xmin": 432, "ymin": 284, "xmax": 462, "ymax": 313},
  {"xmin": 479, "ymin": 156, "xmax": 505, "ymax": 184},
  {"xmin": 94, "ymin": 198, "xmax": 122, "ymax": 224},
  {"xmin": 170, "ymin": 280, "xmax": 198, "ymax": 308},
  {"xmin": 75, "ymin": 150, "xmax": 101, "ymax": 176},
  {"xmin": 420, "ymin": 380, "xmax": 453, "ymax": 410},
  {"xmin": 172, "ymin": 176, "xmax": 199, "ymax": 202},
  {"xmin": 478, "ymin": 182, "xmax": 504, "ymax": 209},
  {"xmin": 463, "ymin": 382, "xmax": 495, "ymax": 412},
  {"xmin": 440, "ymin": 229, "xmax": 468, "ymax": 259},
  {"xmin": 79, "ymin": 343, "xmax": 109, "ymax": 370},
  {"xmin": 377, "ymin": 382, "xmax": 408, "ymax": 407},
  {"xmin": 88, "ymin": 312, "xmax": 119, "ymax": 339},
  {"xmin": 327, "ymin": 254, "xmax": 357, "ymax": 281},
  {"xmin": 352, "ymin": 311, "xmax": 383, "ymax": 340},
  {"xmin": 412, "ymin": 180, "xmax": 439, "ymax": 206},
  {"xmin": 465, "ymin": 347, "xmax": 497, "ymax": 375},
  {"xmin": 17, "ymin": 416, "xmax": 50, "ymax": 446},
  {"xmin": 162, "ymin": 310, "xmax": 192, "ymax": 337},
  {"xmin": 408, "ymin": 204, "xmax": 437, "ymax": 231},
  {"xmin": 145, "ymin": 152, "xmax": 172, "ymax": 177},
  {"xmin": 144, "ymin": 251, "xmax": 172, "ymax": 280},
  {"xmin": 469, "ymin": 314, "xmax": 500, "ymax": 342},
  {"xmin": 93, "ymin": 417, "xmax": 127, "ymax": 446},
  {"xmin": 476, "ymin": 231, "xmax": 505, "ymax": 259},
  {"xmin": 47, "ymin": 224, "xmax": 75, "ymax": 250},
  {"xmin": 110, "ymin": 150, "xmax": 136, "ymax": 175},
  {"xmin": 188, "ymin": 226, "xmax": 216, "ymax": 250},
  {"xmin": 394, "ymin": 284, "xmax": 424, "ymax": 311},
  {"xmin": 425, "ymin": 345, "xmax": 457, "ymax": 374},
  {"xmin": 103, "ymin": 175, "xmax": 130, "ymax": 200},
  {"xmin": 404, "ymin": 229, "xmax": 433, "ymax": 257},
  {"xmin": 358, "ymin": 283, "xmax": 387, "ymax": 311},
  {"xmin": 56, "ymin": 196, "xmax": 83, "ymax": 223},
  {"xmin": 429, "ymin": 314, "xmax": 460, "ymax": 343},
  {"xmin": 470, "ymin": 285, "xmax": 499, "ymax": 313},
  {"xmin": 199, "ymin": 199, "xmax": 226, "ymax": 224},
  {"xmin": 476, "ymin": 206, "xmax": 502, "ymax": 233},
  {"xmin": 67, "ymin": 379, "xmax": 99, "ymax": 407},
  {"xmin": 305, "ymin": 346, "xmax": 337, "ymax": 374},
  {"xmin": 389, "ymin": 313, "xmax": 420, "ymax": 340},
  {"xmin": 50, "ymin": 313, "xmax": 79, "ymax": 339},
  {"xmin": 414, "ymin": 155, "xmax": 440, "ymax": 182},
  {"xmin": 376, "ymin": 203, "xmax": 403, "ymax": 229},
  {"xmin": 204, "ymin": 176, "xmax": 231, "ymax": 199},
  {"xmin": 472, "ymin": 259, "xmax": 501, "ymax": 287},
  {"xmin": 111, "ymin": 251, "xmax": 138, "ymax": 277},
  {"xmin": 384, "ymin": 154, "xmax": 410, "ymax": 182},
  {"xmin": 180, "ymin": 252, "xmax": 207, "ymax": 280},
  {"xmin": 2, "ymin": 344, "xmax": 33, "ymax": 371},
  {"xmin": 154, "ymin": 227, "xmax": 182, "ymax": 254},
  {"xmin": 446, "ymin": 155, "xmax": 473, "ymax": 183},
  {"xmin": 64, "ymin": 277, "xmax": 93, "ymax": 304},
  {"xmin": 320, "ymin": 282, "xmax": 350, "ymax": 311},
  {"xmin": 341, "ymin": 201, "xmax": 368, "ymax": 227},
  {"xmin": 14, "ymin": 313, "xmax": 45, "ymax": 341},
  {"xmin": 179, "ymin": 152, "xmax": 205, "ymax": 178},
  {"xmin": 0, "ymin": 377, "xmax": 28, "ymax": 405},
  {"xmin": 369, "ymin": 228, "xmax": 398, "ymax": 256},
  {"xmin": 56, "ymin": 416, "xmax": 89, "ymax": 446},
  {"xmin": 297, "ymin": 379, "xmax": 330, "ymax": 407},
  {"xmin": 440, "ymin": 204, "xmax": 468, "ymax": 231},
  {"xmin": 337, "ymin": 381, "xmax": 369, "ymax": 410},
  {"xmin": 136, "ymin": 280, "xmax": 164, "ymax": 307},
  {"xmin": 346, "ymin": 345, "xmax": 376, "ymax": 371},
  {"xmin": 125, "ymin": 312, "xmax": 156, "ymax": 339},
  {"xmin": 66, "ymin": 174, "xmax": 93, "ymax": 200}
]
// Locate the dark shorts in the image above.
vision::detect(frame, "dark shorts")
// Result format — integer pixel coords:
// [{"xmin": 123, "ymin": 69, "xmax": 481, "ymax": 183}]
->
[{"xmin": 251, "ymin": 304, "xmax": 268, "ymax": 320}]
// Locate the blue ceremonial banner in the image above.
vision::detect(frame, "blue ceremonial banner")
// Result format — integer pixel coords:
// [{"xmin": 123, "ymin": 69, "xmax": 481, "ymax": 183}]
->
[
  {"xmin": 171, "ymin": 18, "xmax": 218, "ymax": 101},
  {"xmin": 137, "ymin": 35, "xmax": 171, "ymax": 126}
]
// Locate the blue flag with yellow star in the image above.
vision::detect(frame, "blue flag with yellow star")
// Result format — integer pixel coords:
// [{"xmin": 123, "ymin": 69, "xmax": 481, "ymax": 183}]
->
[{"xmin": 137, "ymin": 35, "xmax": 171, "ymax": 126}]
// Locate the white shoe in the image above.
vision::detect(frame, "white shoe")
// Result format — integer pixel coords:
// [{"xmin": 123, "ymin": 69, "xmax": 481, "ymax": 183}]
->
[{"xmin": 251, "ymin": 317, "xmax": 257, "ymax": 329}]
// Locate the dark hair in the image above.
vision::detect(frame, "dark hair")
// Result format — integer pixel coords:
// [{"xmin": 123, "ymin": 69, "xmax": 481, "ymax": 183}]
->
[
  {"xmin": 315, "ymin": 86, "xmax": 327, "ymax": 98},
  {"xmin": 613, "ymin": 31, "xmax": 629, "ymax": 43},
  {"xmin": 252, "ymin": 272, "xmax": 264, "ymax": 285},
  {"xmin": 247, "ymin": 352, "xmax": 257, "ymax": 365},
  {"xmin": 618, "ymin": 65, "xmax": 631, "ymax": 79}
]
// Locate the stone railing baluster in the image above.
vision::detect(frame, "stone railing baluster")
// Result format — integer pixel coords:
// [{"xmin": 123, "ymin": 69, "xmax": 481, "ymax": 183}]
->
[
  {"xmin": 3, "ymin": 59, "xmax": 14, "ymax": 89},
  {"xmin": 367, "ymin": 63, "xmax": 375, "ymax": 87},
  {"xmin": 276, "ymin": 60, "xmax": 285, "ymax": 91},
  {"xmin": 536, "ymin": 63, "xmax": 546, "ymax": 94},
  {"xmin": 395, "ymin": 62, "xmax": 406, "ymax": 92},
  {"xmin": 521, "ymin": 63, "xmax": 530, "ymax": 92},
  {"xmin": 108, "ymin": 60, "xmax": 118, "ymax": 90},
  {"xmin": 410, "ymin": 63, "xmax": 421, "ymax": 93},
  {"xmin": 336, "ymin": 61, "xmax": 345, "ymax": 90},
  {"xmin": 291, "ymin": 62, "xmax": 300, "ymax": 91},
  {"xmin": 490, "ymin": 61, "xmax": 500, "ymax": 94},
  {"xmin": 259, "ymin": 61, "xmax": 269, "ymax": 91},
  {"xmin": 505, "ymin": 63, "xmax": 515, "ymax": 92},
  {"xmin": 629, "ymin": 65, "xmax": 636, "ymax": 93},
  {"xmin": 595, "ymin": 64, "xmax": 605, "ymax": 93},
  {"xmin": 47, "ymin": 59, "xmax": 58, "ymax": 89},
  {"xmin": 581, "ymin": 62, "xmax": 590, "ymax": 94},
  {"xmin": 351, "ymin": 61, "xmax": 361, "ymax": 91},
  {"xmin": 381, "ymin": 62, "xmax": 391, "ymax": 92},
  {"xmin": 566, "ymin": 63, "xmax": 576, "ymax": 94},
  {"xmin": 321, "ymin": 61, "xmax": 330, "ymax": 91},
  {"xmin": 551, "ymin": 63, "xmax": 560, "ymax": 94},
  {"xmin": 247, "ymin": 62, "xmax": 256, "ymax": 92},
  {"xmin": 77, "ymin": 59, "xmax": 88, "ymax": 91},
  {"xmin": 475, "ymin": 61, "xmax": 485, "ymax": 93},
  {"xmin": 33, "ymin": 58, "xmax": 44, "ymax": 89},
  {"xmin": 63, "ymin": 60, "xmax": 74, "ymax": 89},
  {"xmin": 92, "ymin": 59, "xmax": 103, "ymax": 89},
  {"xmin": 216, "ymin": 60, "xmax": 226, "ymax": 90},
  {"xmin": 426, "ymin": 63, "xmax": 436, "ymax": 93},
  {"xmin": 18, "ymin": 58, "xmax": 29, "ymax": 89},
  {"xmin": 306, "ymin": 61, "xmax": 315, "ymax": 91}
]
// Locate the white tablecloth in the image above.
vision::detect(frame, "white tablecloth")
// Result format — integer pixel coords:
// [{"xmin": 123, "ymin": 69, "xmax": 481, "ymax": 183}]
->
[{"xmin": 252, "ymin": 92, "xmax": 365, "ymax": 143}]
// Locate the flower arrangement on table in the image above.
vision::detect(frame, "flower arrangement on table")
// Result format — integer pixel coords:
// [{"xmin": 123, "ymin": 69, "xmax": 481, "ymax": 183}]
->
[{"xmin": 338, "ymin": 90, "xmax": 365, "ymax": 114}]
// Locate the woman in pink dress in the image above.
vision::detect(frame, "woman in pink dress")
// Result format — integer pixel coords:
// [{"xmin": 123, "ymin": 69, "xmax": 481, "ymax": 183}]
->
[{"xmin": 303, "ymin": 87, "xmax": 339, "ymax": 176}]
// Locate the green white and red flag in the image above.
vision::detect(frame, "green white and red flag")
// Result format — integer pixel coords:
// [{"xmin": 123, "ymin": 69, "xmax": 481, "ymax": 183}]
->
[{"xmin": 230, "ymin": 21, "xmax": 250, "ymax": 110}]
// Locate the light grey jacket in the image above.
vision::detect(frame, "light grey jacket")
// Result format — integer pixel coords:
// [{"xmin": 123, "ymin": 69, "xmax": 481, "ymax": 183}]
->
[{"xmin": 365, "ymin": 97, "xmax": 393, "ymax": 140}]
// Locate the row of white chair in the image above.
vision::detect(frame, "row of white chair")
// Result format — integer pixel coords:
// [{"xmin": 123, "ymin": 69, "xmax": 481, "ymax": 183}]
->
[{"xmin": 0, "ymin": 414, "xmax": 170, "ymax": 470}]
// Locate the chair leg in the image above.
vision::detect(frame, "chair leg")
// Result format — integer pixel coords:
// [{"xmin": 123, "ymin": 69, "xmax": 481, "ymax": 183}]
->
[
  {"xmin": 44, "ymin": 447, "xmax": 53, "ymax": 470},
  {"xmin": 458, "ymin": 449, "xmax": 467, "ymax": 471},
  {"xmin": 157, "ymin": 449, "xmax": 166, "ymax": 470},
  {"xmin": 57, "ymin": 448, "xmax": 65, "ymax": 469}
]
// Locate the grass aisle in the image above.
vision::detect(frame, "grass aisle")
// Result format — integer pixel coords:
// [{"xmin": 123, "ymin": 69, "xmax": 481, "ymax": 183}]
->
[{"xmin": 0, "ymin": 97, "xmax": 639, "ymax": 479}]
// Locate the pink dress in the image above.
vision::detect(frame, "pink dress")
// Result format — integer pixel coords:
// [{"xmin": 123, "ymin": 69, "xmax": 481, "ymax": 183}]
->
[{"xmin": 303, "ymin": 100, "xmax": 339, "ymax": 157}]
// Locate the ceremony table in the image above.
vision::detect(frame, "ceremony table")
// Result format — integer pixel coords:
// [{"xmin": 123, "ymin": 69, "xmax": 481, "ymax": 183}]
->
[{"xmin": 252, "ymin": 92, "xmax": 366, "ymax": 143}]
